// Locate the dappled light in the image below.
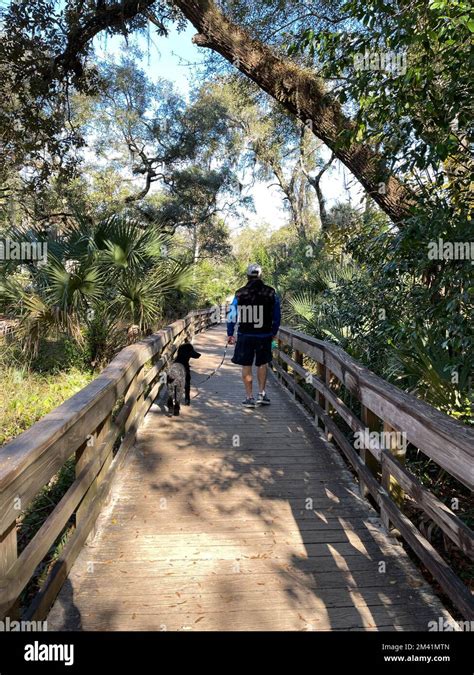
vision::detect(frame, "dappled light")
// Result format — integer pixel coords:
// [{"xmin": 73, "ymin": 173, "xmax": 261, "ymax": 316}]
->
[{"xmin": 46, "ymin": 326, "xmax": 456, "ymax": 631}]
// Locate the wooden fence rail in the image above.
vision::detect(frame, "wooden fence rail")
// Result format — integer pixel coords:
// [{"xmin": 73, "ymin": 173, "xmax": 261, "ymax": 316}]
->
[
  {"xmin": 274, "ymin": 326, "xmax": 474, "ymax": 619},
  {"xmin": 0, "ymin": 305, "xmax": 226, "ymax": 621}
]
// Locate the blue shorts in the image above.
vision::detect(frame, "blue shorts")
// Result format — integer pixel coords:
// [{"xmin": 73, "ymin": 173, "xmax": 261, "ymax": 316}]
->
[{"xmin": 231, "ymin": 334, "xmax": 273, "ymax": 367}]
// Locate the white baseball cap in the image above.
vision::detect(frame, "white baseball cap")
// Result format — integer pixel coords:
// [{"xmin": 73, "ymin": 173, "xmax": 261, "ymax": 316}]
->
[{"xmin": 247, "ymin": 263, "xmax": 262, "ymax": 277}]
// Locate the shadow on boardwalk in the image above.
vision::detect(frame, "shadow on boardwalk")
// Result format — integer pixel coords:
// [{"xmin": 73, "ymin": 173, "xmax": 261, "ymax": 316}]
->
[{"xmin": 48, "ymin": 325, "xmax": 450, "ymax": 631}]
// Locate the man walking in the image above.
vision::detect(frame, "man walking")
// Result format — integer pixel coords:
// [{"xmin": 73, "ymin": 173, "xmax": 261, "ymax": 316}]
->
[{"xmin": 227, "ymin": 263, "xmax": 281, "ymax": 407}]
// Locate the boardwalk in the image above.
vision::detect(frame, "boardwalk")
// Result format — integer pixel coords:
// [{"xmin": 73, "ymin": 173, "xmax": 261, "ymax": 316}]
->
[{"xmin": 48, "ymin": 325, "xmax": 451, "ymax": 631}]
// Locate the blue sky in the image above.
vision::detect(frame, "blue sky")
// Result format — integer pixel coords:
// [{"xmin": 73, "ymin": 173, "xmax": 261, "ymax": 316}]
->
[{"xmin": 93, "ymin": 25, "xmax": 361, "ymax": 232}]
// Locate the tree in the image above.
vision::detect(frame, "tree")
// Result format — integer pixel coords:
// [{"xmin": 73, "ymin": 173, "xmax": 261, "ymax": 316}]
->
[
  {"xmin": 81, "ymin": 59, "xmax": 242, "ymax": 259},
  {"xmin": 244, "ymin": 105, "xmax": 320, "ymax": 238},
  {"xmin": 1, "ymin": 0, "xmax": 416, "ymax": 223},
  {"xmin": 293, "ymin": 0, "xmax": 473, "ymax": 210},
  {"xmin": 207, "ymin": 77, "xmax": 332, "ymax": 236},
  {"xmin": 0, "ymin": 214, "xmax": 193, "ymax": 356}
]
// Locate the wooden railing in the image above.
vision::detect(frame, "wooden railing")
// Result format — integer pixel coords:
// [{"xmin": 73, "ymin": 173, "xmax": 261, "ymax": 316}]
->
[
  {"xmin": 274, "ymin": 326, "xmax": 474, "ymax": 619},
  {"xmin": 0, "ymin": 305, "xmax": 226, "ymax": 621}
]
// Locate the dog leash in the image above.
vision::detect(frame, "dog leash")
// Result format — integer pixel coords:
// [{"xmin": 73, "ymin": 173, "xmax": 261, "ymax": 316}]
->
[{"xmin": 192, "ymin": 341, "xmax": 229, "ymax": 399}]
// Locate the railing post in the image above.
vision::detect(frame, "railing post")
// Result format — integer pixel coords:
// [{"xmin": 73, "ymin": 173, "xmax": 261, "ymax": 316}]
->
[
  {"xmin": 0, "ymin": 522, "xmax": 20, "ymax": 619},
  {"xmin": 360, "ymin": 405, "xmax": 381, "ymax": 498},
  {"xmin": 383, "ymin": 421, "xmax": 406, "ymax": 507},
  {"xmin": 380, "ymin": 453, "xmax": 391, "ymax": 531},
  {"xmin": 277, "ymin": 338, "xmax": 287, "ymax": 387},
  {"xmin": 324, "ymin": 368, "xmax": 333, "ymax": 441},
  {"xmin": 315, "ymin": 362, "xmax": 326, "ymax": 429},
  {"xmin": 293, "ymin": 350, "xmax": 303, "ymax": 400},
  {"xmin": 75, "ymin": 434, "xmax": 96, "ymax": 529},
  {"xmin": 124, "ymin": 365, "xmax": 145, "ymax": 434},
  {"xmin": 76, "ymin": 412, "xmax": 113, "ymax": 536},
  {"xmin": 187, "ymin": 313, "xmax": 193, "ymax": 339}
]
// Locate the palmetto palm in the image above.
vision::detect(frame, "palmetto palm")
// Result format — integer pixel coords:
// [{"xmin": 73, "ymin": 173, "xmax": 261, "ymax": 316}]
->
[
  {"xmin": 387, "ymin": 335, "xmax": 472, "ymax": 420},
  {"xmin": 286, "ymin": 259, "xmax": 363, "ymax": 353},
  {"xmin": 0, "ymin": 214, "xmax": 193, "ymax": 355},
  {"xmin": 92, "ymin": 214, "xmax": 193, "ymax": 329},
  {"xmin": 0, "ymin": 255, "xmax": 105, "ymax": 355}
]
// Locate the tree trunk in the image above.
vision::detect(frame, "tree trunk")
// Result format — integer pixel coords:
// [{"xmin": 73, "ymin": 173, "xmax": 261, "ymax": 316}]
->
[
  {"xmin": 303, "ymin": 159, "xmax": 334, "ymax": 231},
  {"xmin": 192, "ymin": 223, "xmax": 200, "ymax": 264},
  {"xmin": 270, "ymin": 160, "xmax": 307, "ymax": 238},
  {"xmin": 300, "ymin": 139, "xmax": 334, "ymax": 231},
  {"xmin": 314, "ymin": 178, "xmax": 329, "ymax": 231}
]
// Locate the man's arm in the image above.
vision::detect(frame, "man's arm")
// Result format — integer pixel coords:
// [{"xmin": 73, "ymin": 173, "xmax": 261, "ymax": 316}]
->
[
  {"xmin": 272, "ymin": 295, "xmax": 281, "ymax": 337},
  {"xmin": 227, "ymin": 296, "xmax": 238, "ymax": 341}
]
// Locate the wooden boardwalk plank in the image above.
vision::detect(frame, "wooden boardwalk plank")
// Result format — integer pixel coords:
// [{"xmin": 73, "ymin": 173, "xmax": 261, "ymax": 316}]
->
[{"xmin": 47, "ymin": 325, "xmax": 452, "ymax": 631}]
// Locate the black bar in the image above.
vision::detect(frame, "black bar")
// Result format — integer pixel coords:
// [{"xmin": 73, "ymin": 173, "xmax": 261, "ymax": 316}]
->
[{"xmin": 0, "ymin": 631, "xmax": 471, "ymax": 673}]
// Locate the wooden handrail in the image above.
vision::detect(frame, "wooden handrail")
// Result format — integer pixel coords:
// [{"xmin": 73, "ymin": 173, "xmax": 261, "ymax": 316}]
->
[
  {"xmin": 278, "ymin": 327, "xmax": 474, "ymax": 487},
  {"xmin": 0, "ymin": 304, "xmax": 227, "ymax": 620},
  {"xmin": 275, "ymin": 325, "xmax": 474, "ymax": 619}
]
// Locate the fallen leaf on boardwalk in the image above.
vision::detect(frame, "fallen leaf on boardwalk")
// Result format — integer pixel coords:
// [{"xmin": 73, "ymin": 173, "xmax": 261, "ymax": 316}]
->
[
  {"xmin": 195, "ymin": 616, "xmax": 205, "ymax": 623},
  {"xmin": 407, "ymin": 577, "xmax": 423, "ymax": 588}
]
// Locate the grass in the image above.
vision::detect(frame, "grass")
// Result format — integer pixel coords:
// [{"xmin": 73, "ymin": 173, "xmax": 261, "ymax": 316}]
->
[{"xmin": 0, "ymin": 365, "xmax": 94, "ymax": 446}]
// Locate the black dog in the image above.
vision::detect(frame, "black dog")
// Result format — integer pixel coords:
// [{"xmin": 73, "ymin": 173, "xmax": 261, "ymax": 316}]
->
[{"xmin": 166, "ymin": 341, "xmax": 201, "ymax": 416}]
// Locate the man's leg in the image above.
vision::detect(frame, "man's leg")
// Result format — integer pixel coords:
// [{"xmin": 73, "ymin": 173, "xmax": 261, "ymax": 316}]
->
[
  {"xmin": 242, "ymin": 365, "xmax": 253, "ymax": 397},
  {"xmin": 257, "ymin": 364, "xmax": 267, "ymax": 394},
  {"xmin": 255, "ymin": 338, "xmax": 272, "ymax": 404}
]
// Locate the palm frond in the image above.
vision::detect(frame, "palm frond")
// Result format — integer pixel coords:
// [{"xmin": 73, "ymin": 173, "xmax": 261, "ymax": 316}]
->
[
  {"xmin": 316, "ymin": 259, "xmax": 360, "ymax": 290},
  {"xmin": 387, "ymin": 336, "xmax": 470, "ymax": 417}
]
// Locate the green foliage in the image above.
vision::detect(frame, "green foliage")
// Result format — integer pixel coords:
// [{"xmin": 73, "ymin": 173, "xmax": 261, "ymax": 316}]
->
[
  {"xmin": 0, "ymin": 213, "xmax": 194, "ymax": 356},
  {"xmin": 387, "ymin": 335, "xmax": 472, "ymax": 419},
  {"xmin": 289, "ymin": 2, "xmax": 473, "ymax": 383},
  {"xmin": 0, "ymin": 366, "xmax": 93, "ymax": 446},
  {"xmin": 291, "ymin": 0, "xmax": 473, "ymax": 202},
  {"xmin": 31, "ymin": 337, "xmax": 91, "ymax": 373},
  {"xmin": 236, "ymin": 202, "xmax": 472, "ymax": 422}
]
